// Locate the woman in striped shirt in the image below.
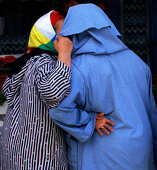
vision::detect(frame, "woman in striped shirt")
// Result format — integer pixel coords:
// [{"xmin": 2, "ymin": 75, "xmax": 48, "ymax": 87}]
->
[{"xmin": 1, "ymin": 11, "xmax": 72, "ymax": 170}]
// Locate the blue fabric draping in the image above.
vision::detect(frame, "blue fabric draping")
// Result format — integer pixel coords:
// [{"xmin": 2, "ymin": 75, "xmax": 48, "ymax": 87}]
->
[{"xmin": 49, "ymin": 4, "xmax": 157, "ymax": 170}]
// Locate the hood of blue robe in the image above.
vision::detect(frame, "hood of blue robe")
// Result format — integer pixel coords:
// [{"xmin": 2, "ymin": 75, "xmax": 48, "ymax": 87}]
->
[{"xmin": 59, "ymin": 3, "xmax": 128, "ymax": 56}]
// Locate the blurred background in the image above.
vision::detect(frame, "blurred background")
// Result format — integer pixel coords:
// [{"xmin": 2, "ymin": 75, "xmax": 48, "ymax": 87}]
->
[
  {"xmin": 0, "ymin": 0, "xmax": 156, "ymax": 73},
  {"xmin": 0, "ymin": 0, "xmax": 157, "ymax": 164}
]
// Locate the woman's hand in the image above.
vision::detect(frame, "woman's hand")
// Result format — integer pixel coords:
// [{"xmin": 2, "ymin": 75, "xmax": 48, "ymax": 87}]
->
[
  {"xmin": 53, "ymin": 35, "xmax": 73, "ymax": 68},
  {"xmin": 95, "ymin": 113, "xmax": 115, "ymax": 136},
  {"xmin": 53, "ymin": 35, "xmax": 73, "ymax": 55}
]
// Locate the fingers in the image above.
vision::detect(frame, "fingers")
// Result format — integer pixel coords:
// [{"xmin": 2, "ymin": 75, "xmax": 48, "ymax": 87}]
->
[
  {"xmin": 96, "ymin": 128, "xmax": 103, "ymax": 136},
  {"xmin": 53, "ymin": 39, "xmax": 57, "ymax": 44},
  {"xmin": 101, "ymin": 127, "xmax": 110, "ymax": 135},
  {"xmin": 95, "ymin": 115, "xmax": 115, "ymax": 136},
  {"xmin": 57, "ymin": 35, "xmax": 62, "ymax": 39},
  {"xmin": 95, "ymin": 119, "xmax": 115, "ymax": 136},
  {"xmin": 106, "ymin": 119, "xmax": 115, "ymax": 126},
  {"xmin": 96, "ymin": 114, "xmax": 115, "ymax": 126},
  {"xmin": 96, "ymin": 126, "xmax": 110, "ymax": 136},
  {"xmin": 53, "ymin": 35, "xmax": 73, "ymax": 54},
  {"xmin": 103, "ymin": 123, "xmax": 113, "ymax": 132}
]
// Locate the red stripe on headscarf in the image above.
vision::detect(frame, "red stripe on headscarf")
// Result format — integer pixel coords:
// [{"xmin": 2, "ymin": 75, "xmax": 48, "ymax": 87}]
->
[{"xmin": 50, "ymin": 11, "xmax": 64, "ymax": 27}]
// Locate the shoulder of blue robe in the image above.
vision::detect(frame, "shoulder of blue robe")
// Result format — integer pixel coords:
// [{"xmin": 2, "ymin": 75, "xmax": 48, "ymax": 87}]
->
[{"xmin": 49, "ymin": 63, "xmax": 96, "ymax": 142}]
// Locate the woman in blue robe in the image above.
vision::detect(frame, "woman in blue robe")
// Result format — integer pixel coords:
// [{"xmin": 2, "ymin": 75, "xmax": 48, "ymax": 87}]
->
[{"xmin": 50, "ymin": 4, "xmax": 157, "ymax": 170}]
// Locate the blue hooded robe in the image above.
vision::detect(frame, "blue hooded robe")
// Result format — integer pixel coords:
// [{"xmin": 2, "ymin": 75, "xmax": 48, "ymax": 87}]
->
[{"xmin": 49, "ymin": 4, "xmax": 157, "ymax": 170}]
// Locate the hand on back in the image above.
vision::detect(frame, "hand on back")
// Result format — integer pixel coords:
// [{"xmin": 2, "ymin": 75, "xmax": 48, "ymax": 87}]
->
[{"xmin": 95, "ymin": 112, "xmax": 115, "ymax": 136}]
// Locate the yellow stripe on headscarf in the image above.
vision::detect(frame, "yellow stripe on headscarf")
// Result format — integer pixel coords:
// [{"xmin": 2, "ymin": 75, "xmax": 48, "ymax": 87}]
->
[{"xmin": 28, "ymin": 24, "xmax": 50, "ymax": 50}]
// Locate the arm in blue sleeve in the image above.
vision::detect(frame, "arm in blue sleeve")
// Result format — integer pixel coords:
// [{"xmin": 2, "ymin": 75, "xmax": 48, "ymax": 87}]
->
[
  {"xmin": 147, "ymin": 67, "xmax": 157, "ymax": 167},
  {"xmin": 49, "ymin": 65, "xmax": 96, "ymax": 142}
]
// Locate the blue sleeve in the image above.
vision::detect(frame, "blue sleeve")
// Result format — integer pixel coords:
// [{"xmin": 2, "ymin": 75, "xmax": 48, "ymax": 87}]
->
[
  {"xmin": 49, "ymin": 65, "xmax": 96, "ymax": 142},
  {"xmin": 147, "ymin": 67, "xmax": 157, "ymax": 167}
]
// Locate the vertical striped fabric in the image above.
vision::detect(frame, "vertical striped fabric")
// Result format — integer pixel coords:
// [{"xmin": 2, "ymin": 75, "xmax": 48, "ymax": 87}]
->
[{"xmin": 1, "ymin": 53, "xmax": 71, "ymax": 170}]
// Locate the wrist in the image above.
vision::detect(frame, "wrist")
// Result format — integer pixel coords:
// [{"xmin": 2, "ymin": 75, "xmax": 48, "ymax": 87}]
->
[
  {"xmin": 58, "ymin": 52, "xmax": 71, "ymax": 58},
  {"xmin": 57, "ymin": 54, "xmax": 71, "ymax": 69}
]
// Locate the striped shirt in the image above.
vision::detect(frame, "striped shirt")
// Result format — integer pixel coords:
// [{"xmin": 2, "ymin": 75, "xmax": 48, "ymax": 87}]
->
[{"xmin": 1, "ymin": 53, "xmax": 71, "ymax": 170}]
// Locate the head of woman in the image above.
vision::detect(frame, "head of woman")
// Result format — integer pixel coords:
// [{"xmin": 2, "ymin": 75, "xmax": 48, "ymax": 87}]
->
[
  {"xmin": 27, "ymin": 11, "xmax": 64, "ymax": 53},
  {"xmin": 8, "ymin": 11, "xmax": 65, "ymax": 78}
]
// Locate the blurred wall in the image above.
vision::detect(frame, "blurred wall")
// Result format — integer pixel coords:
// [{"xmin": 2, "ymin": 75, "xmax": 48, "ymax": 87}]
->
[{"xmin": 151, "ymin": 0, "xmax": 157, "ymax": 74}]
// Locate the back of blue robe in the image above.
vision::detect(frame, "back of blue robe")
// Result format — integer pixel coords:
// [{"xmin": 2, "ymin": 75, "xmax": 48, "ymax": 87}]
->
[{"xmin": 49, "ymin": 4, "xmax": 157, "ymax": 170}]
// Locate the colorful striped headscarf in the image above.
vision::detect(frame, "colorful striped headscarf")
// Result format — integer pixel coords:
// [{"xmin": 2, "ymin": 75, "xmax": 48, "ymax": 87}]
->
[{"xmin": 27, "ymin": 11, "xmax": 64, "ymax": 53}]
